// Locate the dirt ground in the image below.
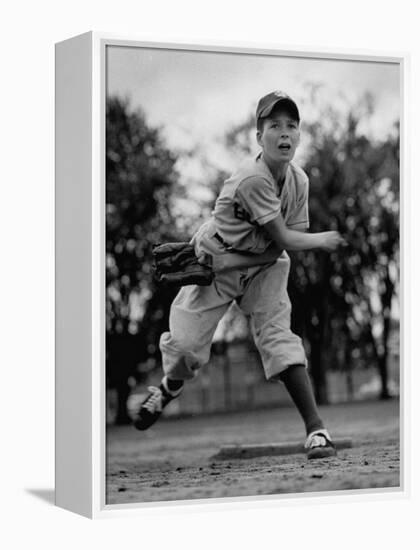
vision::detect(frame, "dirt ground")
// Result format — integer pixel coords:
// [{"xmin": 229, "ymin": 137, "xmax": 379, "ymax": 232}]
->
[{"xmin": 106, "ymin": 399, "xmax": 400, "ymax": 505}]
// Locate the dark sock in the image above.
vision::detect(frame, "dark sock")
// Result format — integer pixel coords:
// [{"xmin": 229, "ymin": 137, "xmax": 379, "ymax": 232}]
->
[
  {"xmin": 279, "ymin": 364, "xmax": 324, "ymax": 435},
  {"xmin": 164, "ymin": 377, "xmax": 184, "ymax": 392}
]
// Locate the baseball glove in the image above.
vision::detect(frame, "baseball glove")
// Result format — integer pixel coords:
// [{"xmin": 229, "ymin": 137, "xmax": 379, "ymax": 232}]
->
[{"xmin": 152, "ymin": 242, "xmax": 214, "ymax": 287}]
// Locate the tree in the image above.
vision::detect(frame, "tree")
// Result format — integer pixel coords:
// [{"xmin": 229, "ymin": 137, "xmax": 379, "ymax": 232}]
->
[
  {"xmin": 106, "ymin": 96, "xmax": 181, "ymax": 423},
  {"xmin": 289, "ymin": 100, "xmax": 399, "ymax": 402}
]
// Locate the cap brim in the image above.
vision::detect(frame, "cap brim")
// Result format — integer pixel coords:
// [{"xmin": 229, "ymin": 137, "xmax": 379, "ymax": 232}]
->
[{"xmin": 258, "ymin": 98, "xmax": 299, "ymax": 120}]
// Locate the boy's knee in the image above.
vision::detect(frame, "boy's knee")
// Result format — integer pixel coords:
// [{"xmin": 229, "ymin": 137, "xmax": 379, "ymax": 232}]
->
[
  {"xmin": 161, "ymin": 331, "xmax": 197, "ymax": 354},
  {"xmin": 160, "ymin": 331, "xmax": 211, "ymax": 372},
  {"xmin": 276, "ymin": 363, "xmax": 306, "ymax": 381}
]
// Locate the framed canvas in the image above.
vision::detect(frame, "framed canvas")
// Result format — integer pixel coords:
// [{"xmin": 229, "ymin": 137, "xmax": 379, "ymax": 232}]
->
[{"xmin": 55, "ymin": 32, "xmax": 408, "ymax": 518}]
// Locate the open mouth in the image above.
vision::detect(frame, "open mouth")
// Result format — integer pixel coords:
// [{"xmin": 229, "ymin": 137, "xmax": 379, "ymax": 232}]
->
[{"xmin": 278, "ymin": 144, "xmax": 291, "ymax": 151}]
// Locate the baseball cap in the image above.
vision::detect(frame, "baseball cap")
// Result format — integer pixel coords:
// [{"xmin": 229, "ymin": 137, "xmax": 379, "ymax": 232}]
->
[{"xmin": 256, "ymin": 91, "xmax": 300, "ymax": 122}]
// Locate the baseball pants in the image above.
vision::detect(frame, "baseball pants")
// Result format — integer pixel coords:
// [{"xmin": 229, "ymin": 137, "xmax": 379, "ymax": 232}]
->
[{"xmin": 159, "ymin": 247, "xmax": 307, "ymax": 381}]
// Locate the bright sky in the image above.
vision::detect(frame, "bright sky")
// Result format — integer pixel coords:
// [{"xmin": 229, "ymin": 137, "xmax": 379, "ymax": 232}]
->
[
  {"xmin": 107, "ymin": 45, "xmax": 400, "ymax": 207},
  {"xmin": 107, "ymin": 45, "xmax": 400, "ymax": 151}
]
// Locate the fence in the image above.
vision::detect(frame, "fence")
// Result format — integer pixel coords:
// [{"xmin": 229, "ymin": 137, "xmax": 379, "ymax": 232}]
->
[{"xmin": 106, "ymin": 332, "xmax": 400, "ymax": 424}]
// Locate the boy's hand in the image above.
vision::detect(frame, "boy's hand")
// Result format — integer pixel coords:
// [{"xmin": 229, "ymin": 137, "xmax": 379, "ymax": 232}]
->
[{"xmin": 319, "ymin": 231, "xmax": 347, "ymax": 251}]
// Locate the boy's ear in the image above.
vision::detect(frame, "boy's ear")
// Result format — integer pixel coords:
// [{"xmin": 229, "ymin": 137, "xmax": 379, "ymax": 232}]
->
[{"xmin": 256, "ymin": 130, "xmax": 262, "ymax": 147}]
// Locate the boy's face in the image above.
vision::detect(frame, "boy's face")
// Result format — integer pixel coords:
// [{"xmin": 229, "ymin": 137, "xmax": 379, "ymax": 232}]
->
[{"xmin": 256, "ymin": 109, "xmax": 300, "ymax": 165}]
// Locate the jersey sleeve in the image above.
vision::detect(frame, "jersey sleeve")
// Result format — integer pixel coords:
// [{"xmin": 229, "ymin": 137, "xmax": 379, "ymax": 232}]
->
[
  {"xmin": 236, "ymin": 176, "xmax": 281, "ymax": 226},
  {"xmin": 287, "ymin": 176, "xmax": 310, "ymax": 230}
]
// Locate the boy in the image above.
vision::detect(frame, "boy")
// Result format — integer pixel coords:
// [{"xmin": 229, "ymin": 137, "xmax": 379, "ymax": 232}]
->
[{"xmin": 134, "ymin": 91, "xmax": 345, "ymax": 459}]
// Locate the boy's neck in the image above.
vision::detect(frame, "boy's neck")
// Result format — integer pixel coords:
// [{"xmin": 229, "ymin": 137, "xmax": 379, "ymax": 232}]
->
[{"xmin": 262, "ymin": 154, "xmax": 289, "ymax": 183}]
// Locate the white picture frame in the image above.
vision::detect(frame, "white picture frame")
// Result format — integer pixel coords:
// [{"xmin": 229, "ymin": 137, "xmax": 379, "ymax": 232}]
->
[{"xmin": 55, "ymin": 31, "xmax": 408, "ymax": 519}]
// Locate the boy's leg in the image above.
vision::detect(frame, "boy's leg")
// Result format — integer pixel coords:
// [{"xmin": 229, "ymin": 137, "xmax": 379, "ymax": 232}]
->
[
  {"xmin": 165, "ymin": 377, "xmax": 184, "ymax": 391},
  {"xmin": 278, "ymin": 365, "xmax": 336, "ymax": 458},
  {"xmin": 278, "ymin": 364, "xmax": 324, "ymax": 435},
  {"xmin": 160, "ymin": 281, "xmax": 234, "ymax": 380},
  {"xmin": 241, "ymin": 257, "xmax": 335, "ymax": 458},
  {"xmin": 134, "ymin": 277, "xmax": 235, "ymax": 430},
  {"xmin": 241, "ymin": 256, "xmax": 308, "ymax": 379}
]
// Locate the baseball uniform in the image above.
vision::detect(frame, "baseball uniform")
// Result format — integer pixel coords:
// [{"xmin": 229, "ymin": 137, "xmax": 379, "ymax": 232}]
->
[{"xmin": 159, "ymin": 153, "xmax": 309, "ymax": 381}]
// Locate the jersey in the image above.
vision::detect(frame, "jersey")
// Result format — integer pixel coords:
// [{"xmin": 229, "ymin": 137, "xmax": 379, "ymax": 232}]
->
[{"xmin": 212, "ymin": 153, "xmax": 310, "ymax": 254}]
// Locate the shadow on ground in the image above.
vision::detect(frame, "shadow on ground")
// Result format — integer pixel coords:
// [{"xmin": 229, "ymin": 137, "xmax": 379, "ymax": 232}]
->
[{"xmin": 26, "ymin": 489, "xmax": 55, "ymax": 505}]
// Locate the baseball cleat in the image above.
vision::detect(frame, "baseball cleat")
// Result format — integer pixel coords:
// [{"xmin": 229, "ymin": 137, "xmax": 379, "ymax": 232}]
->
[
  {"xmin": 133, "ymin": 376, "xmax": 182, "ymax": 431},
  {"xmin": 304, "ymin": 429, "xmax": 337, "ymax": 459}
]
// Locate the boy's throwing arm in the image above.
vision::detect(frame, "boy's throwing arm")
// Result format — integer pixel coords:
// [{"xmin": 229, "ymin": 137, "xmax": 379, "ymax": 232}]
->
[{"xmin": 263, "ymin": 212, "xmax": 345, "ymax": 252}]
